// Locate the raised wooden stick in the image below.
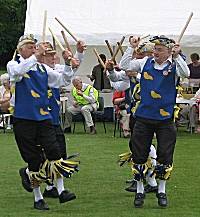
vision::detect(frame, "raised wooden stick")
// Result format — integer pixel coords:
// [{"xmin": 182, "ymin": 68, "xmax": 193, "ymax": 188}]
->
[
  {"xmin": 111, "ymin": 36, "xmax": 125, "ymax": 61},
  {"xmin": 48, "ymin": 27, "xmax": 65, "ymax": 51},
  {"xmin": 140, "ymin": 34, "xmax": 150, "ymax": 40},
  {"xmin": 177, "ymin": 12, "xmax": 193, "ymax": 43},
  {"xmin": 52, "ymin": 36, "xmax": 56, "ymax": 50},
  {"xmin": 42, "ymin": 10, "xmax": 47, "ymax": 42},
  {"xmin": 55, "ymin": 17, "xmax": 78, "ymax": 42},
  {"xmin": 93, "ymin": 48, "xmax": 106, "ymax": 69},
  {"xmin": 117, "ymin": 42, "xmax": 124, "ymax": 56},
  {"xmin": 105, "ymin": 40, "xmax": 114, "ymax": 57},
  {"xmin": 12, "ymin": 49, "xmax": 17, "ymax": 60},
  {"xmin": 61, "ymin": 30, "xmax": 73, "ymax": 54}
]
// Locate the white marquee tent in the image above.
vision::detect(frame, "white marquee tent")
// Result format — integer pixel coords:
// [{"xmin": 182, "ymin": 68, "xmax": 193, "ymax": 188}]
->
[{"xmin": 24, "ymin": 0, "xmax": 200, "ymax": 106}]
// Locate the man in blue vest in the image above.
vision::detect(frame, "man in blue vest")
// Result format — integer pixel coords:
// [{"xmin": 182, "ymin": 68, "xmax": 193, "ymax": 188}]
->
[
  {"xmin": 41, "ymin": 41, "xmax": 84, "ymax": 198},
  {"xmin": 106, "ymin": 35, "xmax": 190, "ymax": 208},
  {"xmin": 7, "ymin": 34, "xmax": 80, "ymax": 210}
]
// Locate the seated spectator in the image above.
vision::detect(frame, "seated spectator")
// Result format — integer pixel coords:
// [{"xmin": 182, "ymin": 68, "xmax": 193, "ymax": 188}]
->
[
  {"xmin": 188, "ymin": 53, "xmax": 200, "ymax": 91},
  {"xmin": 66, "ymin": 76, "xmax": 99, "ymax": 134},
  {"xmin": 0, "ymin": 73, "xmax": 11, "ymax": 112},
  {"xmin": 177, "ymin": 88, "xmax": 200, "ymax": 133},
  {"xmin": 113, "ymin": 90, "xmax": 130, "ymax": 137},
  {"xmin": 0, "ymin": 73, "xmax": 12, "ymax": 129}
]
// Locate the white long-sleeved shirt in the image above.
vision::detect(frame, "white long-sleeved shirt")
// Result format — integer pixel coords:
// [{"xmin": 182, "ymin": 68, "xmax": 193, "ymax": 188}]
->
[
  {"xmin": 7, "ymin": 54, "xmax": 78, "ymax": 106},
  {"xmin": 7, "ymin": 54, "xmax": 75, "ymax": 87},
  {"xmin": 127, "ymin": 54, "xmax": 190, "ymax": 79}
]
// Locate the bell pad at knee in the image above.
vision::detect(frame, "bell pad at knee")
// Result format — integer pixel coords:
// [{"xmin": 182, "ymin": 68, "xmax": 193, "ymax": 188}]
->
[
  {"xmin": 131, "ymin": 163, "xmax": 148, "ymax": 181},
  {"xmin": 154, "ymin": 164, "xmax": 173, "ymax": 180}
]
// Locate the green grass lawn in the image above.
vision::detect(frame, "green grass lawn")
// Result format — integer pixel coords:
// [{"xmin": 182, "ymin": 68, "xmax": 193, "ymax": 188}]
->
[{"xmin": 0, "ymin": 123, "xmax": 200, "ymax": 217}]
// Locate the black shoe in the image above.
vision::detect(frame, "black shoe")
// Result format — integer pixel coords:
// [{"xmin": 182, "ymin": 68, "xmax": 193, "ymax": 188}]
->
[
  {"xmin": 144, "ymin": 184, "xmax": 158, "ymax": 193},
  {"xmin": 125, "ymin": 181, "xmax": 137, "ymax": 192},
  {"xmin": 19, "ymin": 167, "xmax": 32, "ymax": 192},
  {"xmin": 59, "ymin": 190, "xmax": 76, "ymax": 203},
  {"xmin": 34, "ymin": 199, "xmax": 49, "ymax": 210},
  {"xmin": 43, "ymin": 187, "xmax": 59, "ymax": 198},
  {"xmin": 134, "ymin": 193, "xmax": 145, "ymax": 208},
  {"xmin": 156, "ymin": 193, "xmax": 168, "ymax": 207}
]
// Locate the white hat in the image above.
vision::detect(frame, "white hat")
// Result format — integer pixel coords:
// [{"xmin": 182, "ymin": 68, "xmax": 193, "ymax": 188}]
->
[{"xmin": 17, "ymin": 34, "xmax": 37, "ymax": 50}]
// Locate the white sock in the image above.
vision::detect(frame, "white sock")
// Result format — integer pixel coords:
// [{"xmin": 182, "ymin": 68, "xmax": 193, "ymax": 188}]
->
[
  {"xmin": 158, "ymin": 180, "xmax": 166, "ymax": 193},
  {"xmin": 147, "ymin": 170, "xmax": 157, "ymax": 187},
  {"xmin": 56, "ymin": 177, "xmax": 65, "ymax": 195},
  {"xmin": 33, "ymin": 187, "xmax": 43, "ymax": 202},
  {"xmin": 136, "ymin": 181, "xmax": 144, "ymax": 193},
  {"xmin": 46, "ymin": 185, "xmax": 54, "ymax": 191}
]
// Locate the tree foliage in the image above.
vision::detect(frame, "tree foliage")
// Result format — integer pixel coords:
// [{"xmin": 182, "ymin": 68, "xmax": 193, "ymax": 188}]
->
[{"xmin": 0, "ymin": 0, "xmax": 26, "ymax": 67}]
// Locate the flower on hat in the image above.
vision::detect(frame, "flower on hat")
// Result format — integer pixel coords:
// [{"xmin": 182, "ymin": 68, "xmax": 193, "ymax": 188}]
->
[
  {"xmin": 149, "ymin": 35, "xmax": 175, "ymax": 48},
  {"xmin": 17, "ymin": 34, "xmax": 37, "ymax": 50}
]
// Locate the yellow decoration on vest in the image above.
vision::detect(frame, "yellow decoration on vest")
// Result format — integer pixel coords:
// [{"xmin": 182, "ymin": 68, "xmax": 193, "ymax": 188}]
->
[
  {"xmin": 40, "ymin": 108, "xmax": 49, "ymax": 115},
  {"xmin": 143, "ymin": 72, "xmax": 153, "ymax": 80},
  {"xmin": 151, "ymin": 91, "xmax": 161, "ymax": 99},
  {"xmin": 160, "ymin": 109, "xmax": 170, "ymax": 117},
  {"xmin": 23, "ymin": 73, "xmax": 30, "ymax": 78},
  {"xmin": 31, "ymin": 90, "xmax": 40, "ymax": 98},
  {"xmin": 47, "ymin": 90, "xmax": 52, "ymax": 98}
]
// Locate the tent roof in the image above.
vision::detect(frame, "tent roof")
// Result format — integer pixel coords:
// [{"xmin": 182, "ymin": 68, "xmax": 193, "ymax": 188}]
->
[{"xmin": 25, "ymin": 0, "xmax": 200, "ymax": 46}]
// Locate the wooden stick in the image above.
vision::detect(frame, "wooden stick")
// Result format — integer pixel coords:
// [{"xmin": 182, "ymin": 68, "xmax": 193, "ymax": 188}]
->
[
  {"xmin": 111, "ymin": 36, "xmax": 125, "ymax": 61},
  {"xmin": 177, "ymin": 12, "xmax": 193, "ymax": 43},
  {"xmin": 55, "ymin": 17, "xmax": 78, "ymax": 42},
  {"xmin": 61, "ymin": 30, "xmax": 73, "ymax": 54},
  {"xmin": 140, "ymin": 34, "xmax": 150, "ymax": 40},
  {"xmin": 52, "ymin": 35, "xmax": 56, "ymax": 50},
  {"xmin": 48, "ymin": 27, "xmax": 65, "ymax": 51},
  {"xmin": 12, "ymin": 49, "xmax": 17, "ymax": 60},
  {"xmin": 93, "ymin": 48, "xmax": 106, "ymax": 69},
  {"xmin": 105, "ymin": 40, "xmax": 114, "ymax": 57},
  {"xmin": 117, "ymin": 42, "xmax": 124, "ymax": 56},
  {"xmin": 42, "ymin": 10, "xmax": 47, "ymax": 42}
]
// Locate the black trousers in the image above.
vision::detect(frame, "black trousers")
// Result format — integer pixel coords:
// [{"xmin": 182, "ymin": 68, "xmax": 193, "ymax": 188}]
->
[
  {"xmin": 54, "ymin": 125, "xmax": 67, "ymax": 160},
  {"xmin": 129, "ymin": 117, "xmax": 176, "ymax": 165},
  {"xmin": 13, "ymin": 118, "xmax": 61, "ymax": 171}
]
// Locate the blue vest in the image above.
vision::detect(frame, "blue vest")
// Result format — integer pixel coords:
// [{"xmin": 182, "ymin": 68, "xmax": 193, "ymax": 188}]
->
[
  {"xmin": 49, "ymin": 88, "xmax": 60, "ymax": 126},
  {"xmin": 135, "ymin": 57, "xmax": 176, "ymax": 120},
  {"xmin": 14, "ymin": 63, "xmax": 52, "ymax": 121}
]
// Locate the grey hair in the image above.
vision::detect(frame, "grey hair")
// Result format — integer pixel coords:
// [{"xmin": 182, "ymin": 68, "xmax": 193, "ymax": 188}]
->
[
  {"xmin": 1, "ymin": 73, "xmax": 9, "ymax": 83},
  {"xmin": 72, "ymin": 76, "xmax": 82, "ymax": 84}
]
